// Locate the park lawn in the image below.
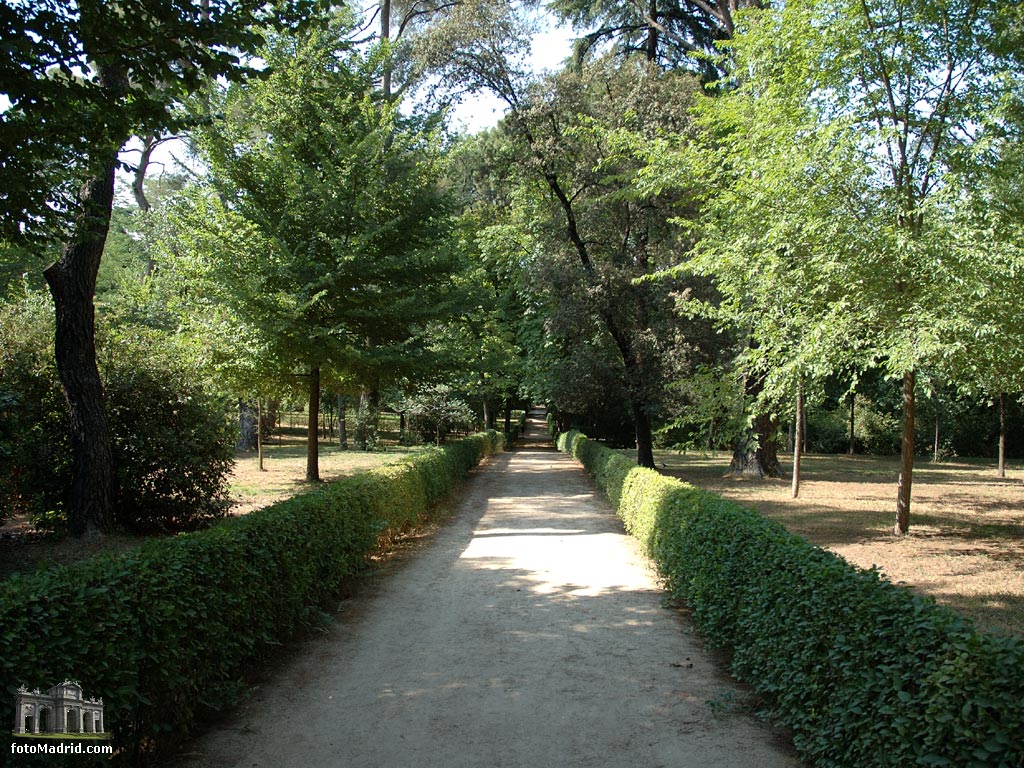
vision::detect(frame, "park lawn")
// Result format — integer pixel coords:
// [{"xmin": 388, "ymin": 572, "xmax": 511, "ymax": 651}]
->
[
  {"xmin": 658, "ymin": 450, "xmax": 1024, "ymax": 638},
  {"xmin": 0, "ymin": 433, "xmax": 426, "ymax": 578},
  {"xmin": 229, "ymin": 430, "xmax": 427, "ymax": 515}
]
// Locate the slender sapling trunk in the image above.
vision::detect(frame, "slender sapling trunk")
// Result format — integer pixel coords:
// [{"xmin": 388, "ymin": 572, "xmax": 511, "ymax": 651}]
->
[
  {"xmin": 307, "ymin": 366, "xmax": 320, "ymax": 483},
  {"xmin": 894, "ymin": 369, "xmax": 916, "ymax": 535},
  {"xmin": 792, "ymin": 384, "xmax": 803, "ymax": 499},
  {"xmin": 999, "ymin": 392, "xmax": 1007, "ymax": 478}
]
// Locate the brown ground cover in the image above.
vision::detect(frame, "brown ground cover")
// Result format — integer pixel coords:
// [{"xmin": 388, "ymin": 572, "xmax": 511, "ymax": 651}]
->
[
  {"xmin": 658, "ymin": 450, "xmax": 1024, "ymax": 638},
  {"xmin": 0, "ymin": 432, "xmax": 422, "ymax": 577},
  {"xmin": 228, "ymin": 431, "xmax": 425, "ymax": 515}
]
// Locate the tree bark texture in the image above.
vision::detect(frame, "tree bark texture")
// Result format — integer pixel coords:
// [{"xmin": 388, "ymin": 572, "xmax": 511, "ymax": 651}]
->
[
  {"xmin": 999, "ymin": 392, "xmax": 1007, "ymax": 479},
  {"xmin": 307, "ymin": 366, "xmax": 320, "ymax": 483},
  {"xmin": 729, "ymin": 368, "xmax": 782, "ymax": 478},
  {"xmin": 729, "ymin": 411, "xmax": 782, "ymax": 478},
  {"xmin": 43, "ymin": 142, "xmax": 123, "ymax": 537},
  {"xmin": 848, "ymin": 390, "xmax": 856, "ymax": 454},
  {"xmin": 646, "ymin": 0, "xmax": 659, "ymax": 62},
  {"xmin": 237, "ymin": 399, "xmax": 258, "ymax": 451},
  {"xmin": 338, "ymin": 394, "xmax": 348, "ymax": 449},
  {"xmin": 631, "ymin": 399, "xmax": 656, "ymax": 469},
  {"xmin": 894, "ymin": 369, "xmax": 916, "ymax": 535},
  {"xmin": 257, "ymin": 398, "xmax": 265, "ymax": 472},
  {"xmin": 791, "ymin": 385, "xmax": 803, "ymax": 498}
]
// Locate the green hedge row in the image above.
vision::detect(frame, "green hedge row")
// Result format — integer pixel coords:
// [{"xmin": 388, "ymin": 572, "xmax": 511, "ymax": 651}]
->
[
  {"xmin": 557, "ymin": 430, "xmax": 1024, "ymax": 768},
  {"xmin": 1, "ymin": 431, "xmax": 504, "ymax": 766}
]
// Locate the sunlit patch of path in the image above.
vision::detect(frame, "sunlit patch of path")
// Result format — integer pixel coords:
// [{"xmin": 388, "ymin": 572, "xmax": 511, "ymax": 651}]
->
[{"xmin": 175, "ymin": 411, "xmax": 800, "ymax": 768}]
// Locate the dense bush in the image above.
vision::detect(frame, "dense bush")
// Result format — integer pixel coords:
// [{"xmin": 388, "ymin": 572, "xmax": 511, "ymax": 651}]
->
[
  {"xmin": 558, "ymin": 430, "xmax": 1024, "ymax": 768},
  {"xmin": 0, "ymin": 296, "xmax": 234, "ymax": 531},
  {"xmin": 402, "ymin": 384, "xmax": 475, "ymax": 445},
  {"xmin": 0, "ymin": 431, "xmax": 504, "ymax": 766}
]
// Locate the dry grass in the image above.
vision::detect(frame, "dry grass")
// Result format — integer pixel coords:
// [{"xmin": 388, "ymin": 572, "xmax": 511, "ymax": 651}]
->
[
  {"xmin": 658, "ymin": 450, "xmax": 1024, "ymax": 638},
  {"xmin": 0, "ymin": 432, "xmax": 424, "ymax": 578},
  {"xmin": 228, "ymin": 432, "xmax": 425, "ymax": 514}
]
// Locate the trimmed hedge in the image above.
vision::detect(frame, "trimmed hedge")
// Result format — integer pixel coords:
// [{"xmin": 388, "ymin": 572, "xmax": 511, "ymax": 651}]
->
[
  {"xmin": 1, "ymin": 431, "xmax": 504, "ymax": 766},
  {"xmin": 557, "ymin": 429, "xmax": 1024, "ymax": 768}
]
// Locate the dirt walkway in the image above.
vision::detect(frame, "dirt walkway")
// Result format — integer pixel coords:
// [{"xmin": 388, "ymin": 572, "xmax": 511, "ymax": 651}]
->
[{"xmin": 174, "ymin": 411, "xmax": 799, "ymax": 768}]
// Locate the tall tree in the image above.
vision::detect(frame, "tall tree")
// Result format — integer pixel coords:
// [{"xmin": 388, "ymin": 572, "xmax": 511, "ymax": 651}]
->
[
  {"xmin": 418, "ymin": 2, "xmax": 718, "ymax": 466},
  {"xmin": 642, "ymin": 0, "xmax": 1016, "ymax": 528},
  {"xmin": 0, "ymin": 0, "xmax": 325, "ymax": 535},
  {"xmin": 549, "ymin": 0, "xmax": 764, "ymax": 76},
  {"xmin": 192, "ymin": 18, "xmax": 460, "ymax": 481}
]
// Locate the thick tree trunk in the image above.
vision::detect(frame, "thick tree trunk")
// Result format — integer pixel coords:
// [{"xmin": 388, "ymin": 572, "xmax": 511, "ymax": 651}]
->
[
  {"xmin": 504, "ymin": 398, "xmax": 512, "ymax": 433},
  {"xmin": 999, "ymin": 392, "xmax": 1007, "ymax": 478},
  {"xmin": 482, "ymin": 397, "xmax": 491, "ymax": 431},
  {"xmin": 894, "ymin": 369, "xmax": 916, "ymax": 535},
  {"xmin": 646, "ymin": 0, "xmax": 659, "ymax": 62},
  {"xmin": 236, "ymin": 399, "xmax": 258, "ymax": 451},
  {"xmin": 631, "ymin": 400, "xmax": 656, "ymax": 469},
  {"xmin": 307, "ymin": 366, "xmax": 320, "ymax": 483},
  {"xmin": 933, "ymin": 415, "xmax": 940, "ymax": 463},
  {"xmin": 729, "ymin": 370, "xmax": 783, "ymax": 478},
  {"xmin": 792, "ymin": 385, "xmax": 804, "ymax": 498},
  {"xmin": 43, "ymin": 145, "xmax": 121, "ymax": 537},
  {"xmin": 730, "ymin": 412, "xmax": 782, "ymax": 478}
]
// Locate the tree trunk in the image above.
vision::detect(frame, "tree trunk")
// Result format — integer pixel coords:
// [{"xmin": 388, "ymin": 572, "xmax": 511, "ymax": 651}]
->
[
  {"xmin": 999, "ymin": 392, "xmax": 1007, "ymax": 478},
  {"xmin": 645, "ymin": 0, "xmax": 659, "ymax": 62},
  {"xmin": 730, "ymin": 412, "xmax": 782, "ymax": 478},
  {"xmin": 792, "ymin": 384, "xmax": 803, "ymax": 498},
  {"xmin": 338, "ymin": 394, "xmax": 348, "ymax": 449},
  {"xmin": 848, "ymin": 390, "xmax": 856, "ymax": 455},
  {"xmin": 894, "ymin": 369, "xmax": 916, "ymax": 535},
  {"xmin": 482, "ymin": 396, "xmax": 491, "ymax": 431},
  {"xmin": 43, "ymin": 129, "xmax": 123, "ymax": 537},
  {"xmin": 729, "ymin": 369, "xmax": 783, "ymax": 478},
  {"xmin": 381, "ymin": 0, "xmax": 392, "ymax": 100},
  {"xmin": 504, "ymin": 398, "xmax": 512, "ymax": 433},
  {"xmin": 307, "ymin": 366, "xmax": 320, "ymax": 483},
  {"xmin": 631, "ymin": 399, "xmax": 656, "ymax": 469},
  {"xmin": 933, "ymin": 414, "xmax": 940, "ymax": 463},
  {"xmin": 257, "ymin": 398, "xmax": 265, "ymax": 471},
  {"xmin": 236, "ymin": 399, "xmax": 258, "ymax": 451}
]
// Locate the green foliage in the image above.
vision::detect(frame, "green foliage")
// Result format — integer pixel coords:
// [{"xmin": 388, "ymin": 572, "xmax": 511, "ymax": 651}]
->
[
  {"xmin": 0, "ymin": 0, "xmax": 328, "ymax": 245},
  {"xmin": 403, "ymin": 384, "xmax": 475, "ymax": 445},
  {"xmin": 558, "ymin": 429, "xmax": 1024, "ymax": 768},
  {"xmin": 0, "ymin": 295, "xmax": 234, "ymax": 531},
  {"xmin": 0, "ymin": 431, "xmax": 504, "ymax": 764},
  {"xmin": 188, "ymin": 19, "xmax": 460, "ymax": 396}
]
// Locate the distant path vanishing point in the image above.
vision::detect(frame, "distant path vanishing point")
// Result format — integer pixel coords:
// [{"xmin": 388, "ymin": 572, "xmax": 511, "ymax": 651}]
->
[{"xmin": 174, "ymin": 408, "xmax": 799, "ymax": 768}]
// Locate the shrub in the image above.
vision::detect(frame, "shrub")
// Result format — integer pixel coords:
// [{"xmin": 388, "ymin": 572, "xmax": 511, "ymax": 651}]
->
[
  {"xmin": 403, "ymin": 384, "xmax": 475, "ymax": 445},
  {"xmin": 0, "ymin": 431, "xmax": 504, "ymax": 765},
  {"xmin": 558, "ymin": 430, "xmax": 1024, "ymax": 768},
  {"xmin": 0, "ymin": 296, "xmax": 234, "ymax": 531}
]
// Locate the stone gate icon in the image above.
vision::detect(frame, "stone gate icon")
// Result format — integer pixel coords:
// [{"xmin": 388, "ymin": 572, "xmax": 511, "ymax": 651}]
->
[{"xmin": 13, "ymin": 681, "xmax": 105, "ymax": 736}]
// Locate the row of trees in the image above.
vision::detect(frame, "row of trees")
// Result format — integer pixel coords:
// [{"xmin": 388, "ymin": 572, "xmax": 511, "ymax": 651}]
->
[
  {"xmin": 0, "ymin": 1, "xmax": 526, "ymax": 535},
  {"xmin": 1, "ymin": 0, "xmax": 1021, "ymax": 538},
  {"xmin": 408, "ymin": 0, "xmax": 1022, "ymax": 534}
]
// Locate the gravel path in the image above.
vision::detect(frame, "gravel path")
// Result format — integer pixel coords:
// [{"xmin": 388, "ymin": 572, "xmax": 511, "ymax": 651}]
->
[{"xmin": 174, "ymin": 411, "xmax": 799, "ymax": 768}]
